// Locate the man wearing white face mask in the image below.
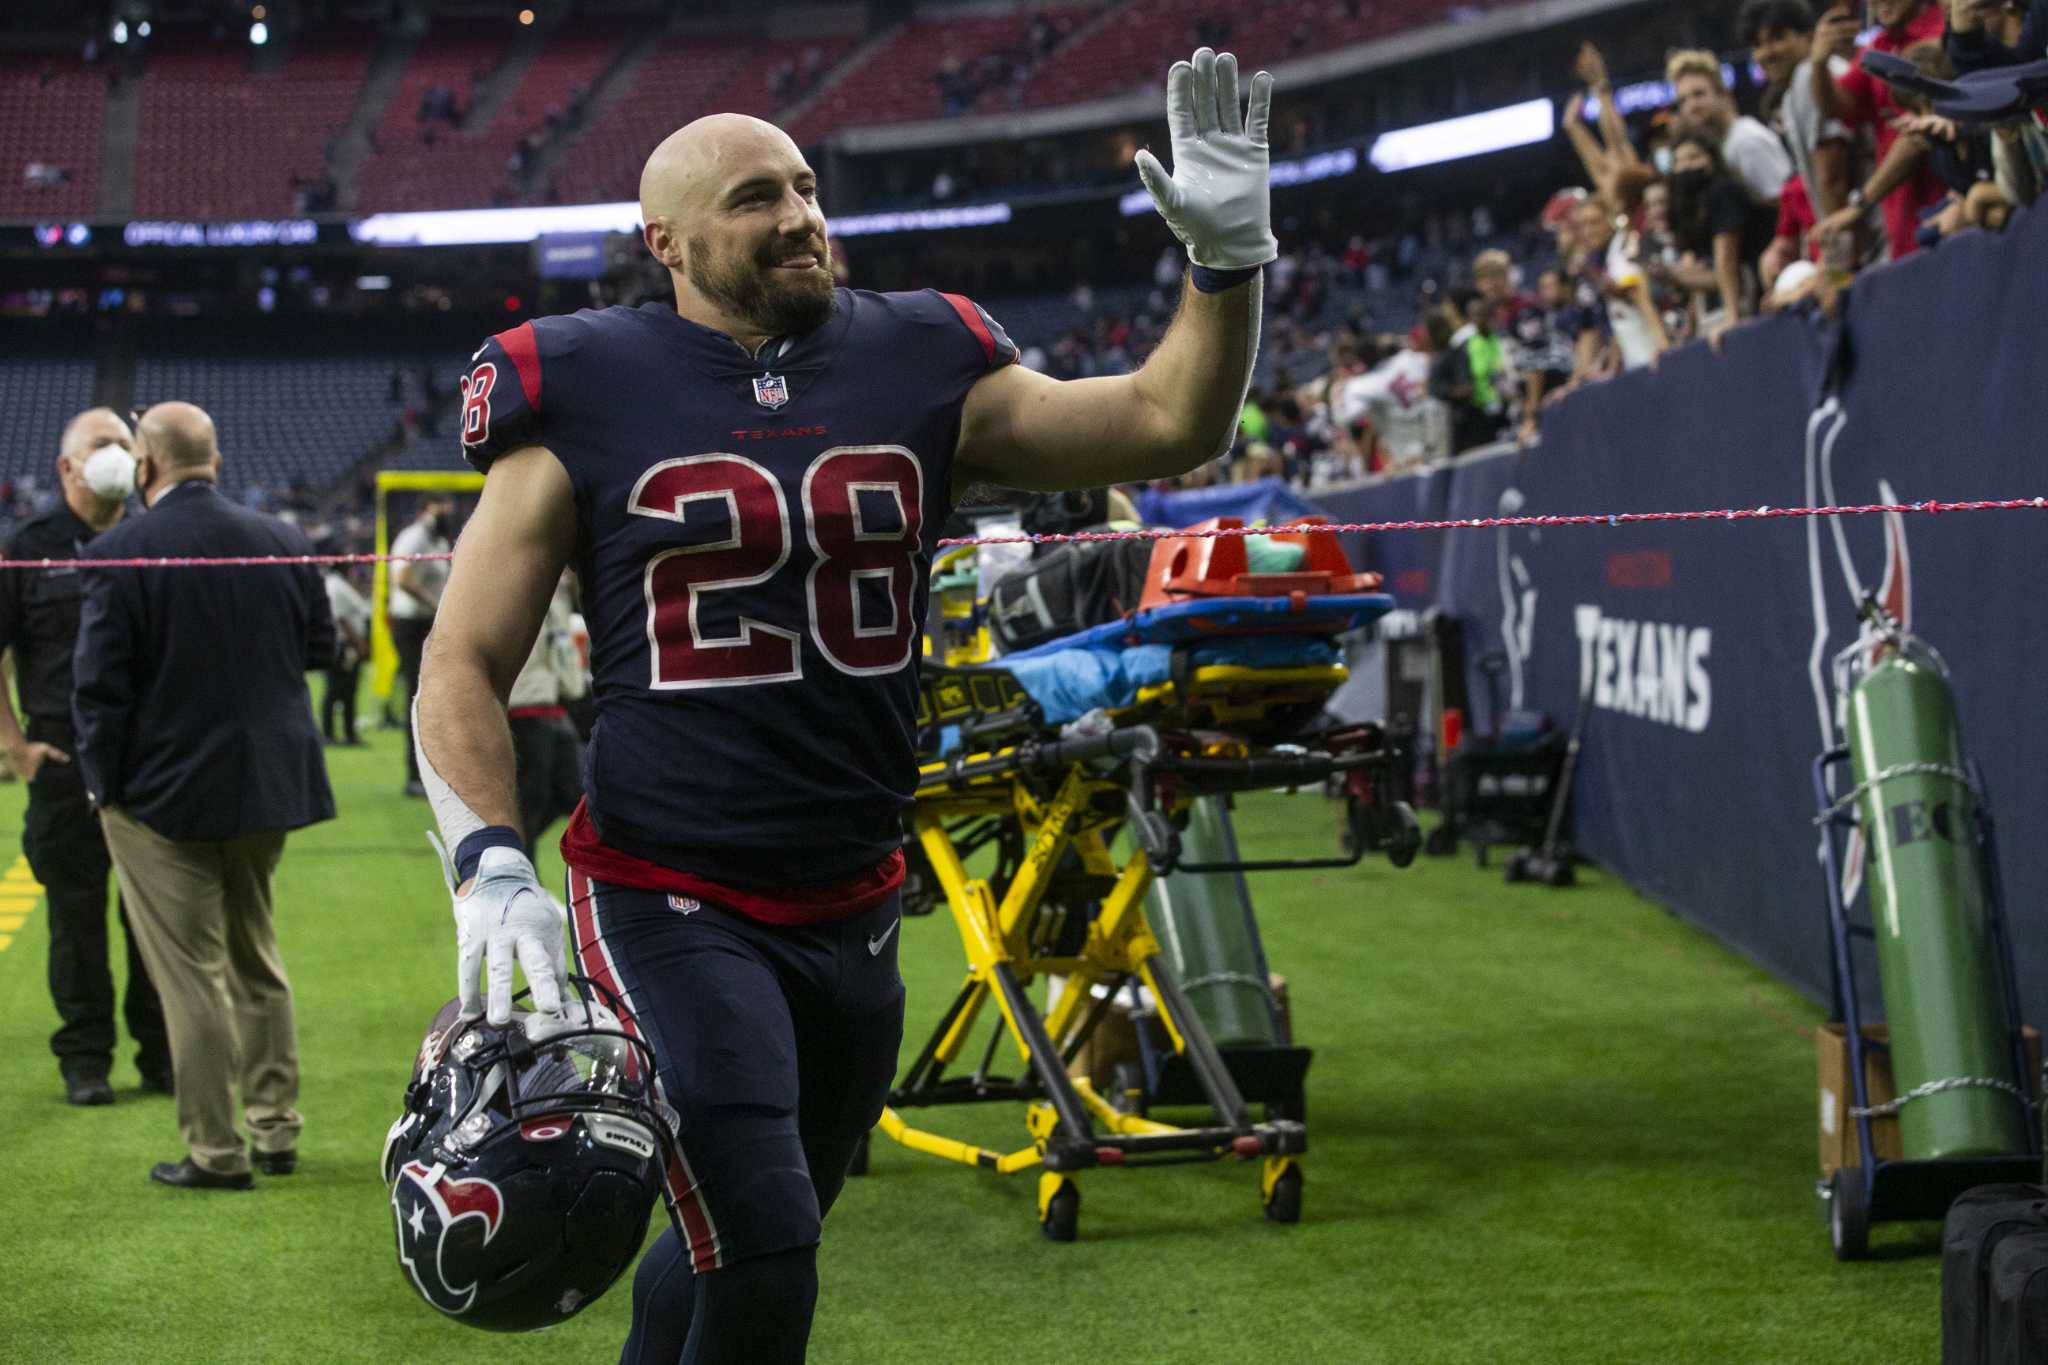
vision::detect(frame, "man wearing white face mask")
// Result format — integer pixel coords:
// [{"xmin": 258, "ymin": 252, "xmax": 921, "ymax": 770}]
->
[{"xmin": 0, "ymin": 407, "xmax": 170, "ymax": 1106}]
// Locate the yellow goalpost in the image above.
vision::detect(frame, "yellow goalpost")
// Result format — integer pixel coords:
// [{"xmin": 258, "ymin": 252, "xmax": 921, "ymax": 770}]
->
[{"xmin": 370, "ymin": 468, "xmax": 484, "ymax": 701}]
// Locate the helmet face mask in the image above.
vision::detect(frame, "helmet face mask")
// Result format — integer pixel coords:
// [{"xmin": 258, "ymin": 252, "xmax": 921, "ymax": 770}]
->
[{"xmin": 383, "ymin": 977, "xmax": 676, "ymax": 1333}]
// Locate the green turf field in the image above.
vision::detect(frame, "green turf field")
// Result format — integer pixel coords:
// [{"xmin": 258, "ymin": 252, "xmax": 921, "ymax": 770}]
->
[{"xmin": 0, "ymin": 727, "xmax": 1946, "ymax": 1364}]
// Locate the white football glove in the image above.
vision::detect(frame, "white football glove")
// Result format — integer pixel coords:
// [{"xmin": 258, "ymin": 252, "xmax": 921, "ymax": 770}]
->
[
  {"xmin": 1135, "ymin": 47, "xmax": 1278, "ymax": 272},
  {"xmin": 430, "ymin": 837, "xmax": 576, "ymax": 1026}
]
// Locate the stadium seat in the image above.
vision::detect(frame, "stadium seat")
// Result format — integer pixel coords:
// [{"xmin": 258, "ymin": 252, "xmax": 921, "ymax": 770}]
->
[
  {"xmin": 0, "ymin": 54, "xmax": 105, "ymax": 218},
  {"xmin": 130, "ymin": 323, "xmax": 473, "ymax": 498},
  {"xmin": 133, "ymin": 26, "xmax": 372, "ymax": 218},
  {"xmin": 350, "ymin": 25, "xmax": 518, "ymax": 212},
  {"xmin": 549, "ymin": 33, "xmax": 857, "ymax": 207},
  {"xmin": 352, "ymin": 20, "xmax": 633, "ymax": 211},
  {"xmin": 1012, "ymin": 0, "xmax": 1535, "ymax": 113},
  {"xmin": 0, "ymin": 325, "xmax": 99, "ymax": 536},
  {"xmin": 787, "ymin": 15, "xmax": 1028, "ymax": 145},
  {"xmin": 22, "ymin": 2, "xmax": 1547, "ymax": 221}
]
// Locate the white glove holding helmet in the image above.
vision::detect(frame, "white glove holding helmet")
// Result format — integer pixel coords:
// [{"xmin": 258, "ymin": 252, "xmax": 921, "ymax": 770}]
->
[
  {"xmin": 1134, "ymin": 47, "xmax": 1279, "ymax": 271},
  {"xmin": 430, "ymin": 836, "xmax": 579, "ymax": 1027}
]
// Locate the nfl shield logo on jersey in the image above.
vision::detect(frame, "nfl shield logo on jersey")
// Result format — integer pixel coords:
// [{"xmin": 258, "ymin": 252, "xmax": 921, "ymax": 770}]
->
[{"xmin": 752, "ymin": 372, "xmax": 790, "ymax": 410}]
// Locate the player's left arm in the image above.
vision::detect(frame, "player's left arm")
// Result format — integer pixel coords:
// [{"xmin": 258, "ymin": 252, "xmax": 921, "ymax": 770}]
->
[
  {"xmin": 955, "ymin": 277, "xmax": 1260, "ymax": 491},
  {"xmin": 954, "ymin": 47, "xmax": 1274, "ymax": 492}
]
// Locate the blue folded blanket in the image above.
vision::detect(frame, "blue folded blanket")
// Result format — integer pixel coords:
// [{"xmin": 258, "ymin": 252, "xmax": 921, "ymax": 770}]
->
[
  {"xmin": 1000, "ymin": 636, "xmax": 1342, "ymax": 725},
  {"xmin": 964, "ymin": 594, "xmax": 1393, "ymax": 727},
  {"xmin": 1000, "ymin": 593, "xmax": 1392, "ymax": 661}
]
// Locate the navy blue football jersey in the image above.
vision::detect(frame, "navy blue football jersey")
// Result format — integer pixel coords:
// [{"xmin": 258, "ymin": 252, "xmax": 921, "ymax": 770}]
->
[{"xmin": 460, "ymin": 290, "xmax": 1017, "ymax": 886}]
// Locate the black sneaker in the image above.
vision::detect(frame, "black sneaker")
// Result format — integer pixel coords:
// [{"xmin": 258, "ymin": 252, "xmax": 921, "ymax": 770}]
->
[
  {"xmin": 64, "ymin": 1072, "xmax": 115, "ymax": 1106},
  {"xmin": 139, "ymin": 1063, "xmax": 175, "ymax": 1096}
]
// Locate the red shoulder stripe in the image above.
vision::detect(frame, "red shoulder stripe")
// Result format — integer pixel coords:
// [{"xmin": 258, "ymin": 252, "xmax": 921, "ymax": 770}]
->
[
  {"xmin": 937, "ymin": 292, "xmax": 996, "ymax": 366},
  {"xmin": 493, "ymin": 321, "xmax": 543, "ymax": 410}
]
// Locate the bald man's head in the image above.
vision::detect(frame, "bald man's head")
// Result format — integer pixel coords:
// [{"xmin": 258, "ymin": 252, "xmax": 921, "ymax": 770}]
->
[
  {"xmin": 640, "ymin": 113, "xmax": 835, "ymax": 342},
  {"xmin": 138, "ymin": 402, "xmax": 219, "ymax": 472},
  {"xmin": 640, "ymin": 114, "xmax": 804, "ymax": 229}
]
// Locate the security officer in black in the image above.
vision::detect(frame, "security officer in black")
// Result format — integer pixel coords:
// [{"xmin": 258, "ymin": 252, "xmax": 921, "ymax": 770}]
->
[{"xmin": 0, "ymin": 407, "xmax": 170, "ymax": 1105}]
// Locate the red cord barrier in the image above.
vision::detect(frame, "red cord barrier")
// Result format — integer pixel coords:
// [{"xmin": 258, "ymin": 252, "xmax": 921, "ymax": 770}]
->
[
  {"xmin": 936, "ymin": 496, "xmax": 2048, "ymax": 547},
  {"xmin": 0, "ymin": 551, "xmax": 457, "ymax": 570},
  {"xmin": 0, "ymin": 497, "xmax": 2038, "ymax": 568}
]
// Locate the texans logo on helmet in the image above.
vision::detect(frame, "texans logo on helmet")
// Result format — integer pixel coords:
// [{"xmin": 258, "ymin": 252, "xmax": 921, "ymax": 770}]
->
[{"xmin": 393, "ymin": 1160, "xmax": 506, "ymax": 1315}]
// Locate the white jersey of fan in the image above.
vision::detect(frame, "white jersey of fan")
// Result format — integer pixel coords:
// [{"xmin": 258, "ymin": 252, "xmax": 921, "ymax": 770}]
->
[{"xmin": 1338, "ymin": 348, "xmax": 1446, "ymax": 465}]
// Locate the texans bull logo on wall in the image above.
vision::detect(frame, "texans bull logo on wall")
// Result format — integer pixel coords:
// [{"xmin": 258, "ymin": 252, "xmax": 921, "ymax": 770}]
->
[
  {"xmin": 392, "ymin": 1160, "xmax": 505, "ymax": 1316},
  {"xmin": 1803, "ymin": 394, "xmax": 1912, "ymax": 911}
]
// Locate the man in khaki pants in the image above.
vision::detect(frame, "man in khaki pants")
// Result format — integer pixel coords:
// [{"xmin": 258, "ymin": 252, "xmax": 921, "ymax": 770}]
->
[{"xmin": 71, "ymin": 403, "xmax": 336, "ymax": 1190}]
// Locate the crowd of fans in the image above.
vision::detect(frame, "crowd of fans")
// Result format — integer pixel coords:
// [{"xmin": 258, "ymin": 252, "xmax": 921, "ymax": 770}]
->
[
  {"xmin": 1073, "ymin": 0, "xmax": 2048, "ymax": 492},
  {"xmin": 1534, "ymin": 1, "xmax": 2041, "ymax": 371}
]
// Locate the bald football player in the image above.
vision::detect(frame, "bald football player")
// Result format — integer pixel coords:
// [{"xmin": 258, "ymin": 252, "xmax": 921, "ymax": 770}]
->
[{"xmin": 415, "ymin": 48, "xmax": 1275, "ymax": 1364}]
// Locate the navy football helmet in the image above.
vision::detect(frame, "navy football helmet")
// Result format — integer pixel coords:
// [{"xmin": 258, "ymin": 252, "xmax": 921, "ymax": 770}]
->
[{"xmin": 381, "ymin": 977, "xmax": 675, "ymax": 1333}]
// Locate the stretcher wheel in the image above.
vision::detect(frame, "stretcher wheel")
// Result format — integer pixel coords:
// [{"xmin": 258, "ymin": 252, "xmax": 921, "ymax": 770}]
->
[
  {"xmin": 1040, "ymin": 1180, "xmax": 1080, "ymax": 1243},
  {"xmin": 1385, "ymin": 802, "xmax": 1421, "ymax": 868},
  {"xmin": 1503, "ymin": 851, "xmax": 1530, "ymax": 883},
  {"xmin": 1425, "ymin": 824, "xmax": 1457, "ymax": 857},
  {"xmin": 846, "ymin": 1130, "xmax": 870, "ymax": 1178},
  {"xmin": 1263, "ymin": 1166, "xmax": 1303, "ymax": 1224},
  {"xmin": 1827, "ymin": 1167, "xmax": 1869, "ymax": 1261}
]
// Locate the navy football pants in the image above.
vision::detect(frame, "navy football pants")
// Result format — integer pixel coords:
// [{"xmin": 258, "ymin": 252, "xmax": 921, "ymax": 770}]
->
[{"xmin": 565, "ymin": 870, "xmax": 904, "ymax": 1365}]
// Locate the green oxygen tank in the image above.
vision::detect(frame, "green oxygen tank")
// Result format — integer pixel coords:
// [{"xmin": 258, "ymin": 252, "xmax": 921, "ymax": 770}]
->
[
  {"xmin": 1846, "ymin": 640, "xmax": 2027, "ymax": 1159},
  {"xmin": 1140, "ymin": 797, "xmax": 1280, "ymax": 1047}
]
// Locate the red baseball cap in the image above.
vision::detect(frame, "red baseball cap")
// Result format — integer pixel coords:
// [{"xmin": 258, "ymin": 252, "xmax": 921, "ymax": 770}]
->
[{"xmin": 1542, "ymin": 187, "xmax": 1589, "ymax": 226}]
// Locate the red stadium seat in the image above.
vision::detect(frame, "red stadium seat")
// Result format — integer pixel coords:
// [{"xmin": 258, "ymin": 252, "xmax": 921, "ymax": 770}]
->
[
  {"xmin": 549, "ymin": 33, "xmax": 857, "ymax": 207},
  {"xmin": 133, "ymin": 26, "xmax": 372, "ymax": 219},
  {"xmin": 13, "ymin": 1, "xmax": 1544, "ymax": 219},
  {"xmin": 786, "ymin": 15, "xmax": 1029, "ymax": 145},
  {"xmin": 0, "ymin": 55, "xmax": 105, "ymax": 218},
  {"xmin": 353, "ymin": 19, "xmax": 633, "ymax": 212}
]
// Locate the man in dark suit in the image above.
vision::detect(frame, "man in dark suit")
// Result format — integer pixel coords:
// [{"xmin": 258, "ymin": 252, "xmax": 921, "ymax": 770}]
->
[
  {"xmin": 72, "ymin": 401, "xmax": 337, "ymax": 1190},
  {"xmin": 0, "ymin": 407, "xmax": 171, "ymax": 1105}
]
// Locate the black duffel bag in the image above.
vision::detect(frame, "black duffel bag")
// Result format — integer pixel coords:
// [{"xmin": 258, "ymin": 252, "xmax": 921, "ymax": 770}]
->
[
  {"xmin": 1942, "ymin": 1183, "xmax": 2048, "ymax": 1364},
  {"xmin": 1986, "ymin": 1229, "xmax": 2048, "ymax": 1365},
  {"xmin": 987, "ymin": 536, "xmax": 1153, "ymax": 654}
]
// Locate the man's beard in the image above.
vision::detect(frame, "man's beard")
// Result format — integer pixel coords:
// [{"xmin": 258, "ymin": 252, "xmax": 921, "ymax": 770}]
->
[{"xmin": 687, "ymin": 234, "xmax": 836, "ymax": 338}]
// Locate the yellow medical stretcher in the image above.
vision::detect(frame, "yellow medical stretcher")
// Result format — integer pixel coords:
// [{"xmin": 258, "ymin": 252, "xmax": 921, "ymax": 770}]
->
[{"xmin": 852, "ymin": 519, "xmax": 1419, "ymax": 1239}]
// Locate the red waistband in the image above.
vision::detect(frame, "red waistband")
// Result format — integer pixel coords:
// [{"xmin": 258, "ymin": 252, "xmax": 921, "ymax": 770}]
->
[
  {"xmin": 508, "ymin": 705, "xmax": 568, "ymax": 721},
  {"xmin": 558, "ymin": 800, "xmax": 902, "ymax": 927}
]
